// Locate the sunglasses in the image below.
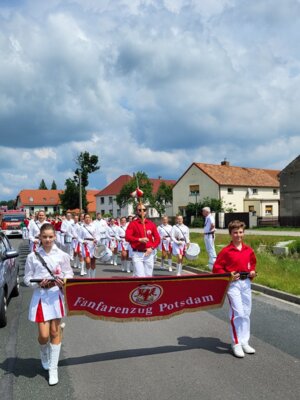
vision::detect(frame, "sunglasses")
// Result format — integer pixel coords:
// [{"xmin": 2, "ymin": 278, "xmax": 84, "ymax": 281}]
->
[{"xmin": 137, "ymin": 208, "xmax": 147, "ymax": 212}]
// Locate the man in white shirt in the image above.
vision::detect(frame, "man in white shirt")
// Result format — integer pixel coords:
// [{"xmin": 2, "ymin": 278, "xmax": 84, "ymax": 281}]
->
[{"xmin": 202, "ymin": 207, "xmax": 217, "ymax": 270}]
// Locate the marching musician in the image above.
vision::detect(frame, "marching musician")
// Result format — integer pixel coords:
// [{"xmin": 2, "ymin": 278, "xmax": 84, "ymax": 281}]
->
[
  {"xmin": 94, "ymin": 212, "xmax": 108, "ymax": 246},
  {"xmin": 158, "ymin": 216, "xmax": 173, "ymax": 272},
  {"xmin": 24, "ymin": 223, "xmax": 74, "ymax": 385},
  {"xmin": 202, "ymin": 206, "xmax": 217, "ymax": 270},
  {"xmin": 106, "ymin": 218, "xmax": 119, "ymax": 266},
  {"xmin": 60, "ymin": 212, "xmax": 75, "ymax": 263},
  {"xmin": 28, "ymin": 210, "xmax": 48, "ymax": 252},
  {"xmin": 171, "ymin": 215, "xmax": 190, "ymax": 276},
  {"xmin": 116, "ymin": 216, "xmax": 132, "ymax": 273},
  {"xmin": 213, "ymin": 220, "xmax": 257, "ymax": 358},
  {"xmin": 78, "ymin": 213, "xmax": 100, "ymax": 278},
  {"xmin": 125, "ymin": 203, "xmax": 160, "ymax": 277}
]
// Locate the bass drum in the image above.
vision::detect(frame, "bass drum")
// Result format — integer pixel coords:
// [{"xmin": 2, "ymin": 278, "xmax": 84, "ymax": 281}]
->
[
  {"xmin": 185, "ymin": 243, "xmax": 200, "ymax": 261},
  {"xmin": 94, "ymin": 244, "xmax": 113, "ymax": 262}
]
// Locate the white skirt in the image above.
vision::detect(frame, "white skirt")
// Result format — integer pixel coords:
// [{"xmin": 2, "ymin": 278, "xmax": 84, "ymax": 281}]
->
[{"xmin": 28, "ymin": 286, "xmax": 65, "ymax": 322}]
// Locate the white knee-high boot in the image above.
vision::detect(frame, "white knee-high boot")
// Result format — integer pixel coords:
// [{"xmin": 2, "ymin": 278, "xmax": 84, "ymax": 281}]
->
[
  {"xmin": 80, "ymin": 261, "xmax": 86, "ymax": 276},
  {"xmin": 40, "ymin": 343, "xmax": 49, "ymax": 370},
  {"xmin": 168, "ymin": 259, "xmax": 173, "ymax": 272},
  {"xmin": 121, "ymin": 260, "xmax": 125, "ymax": 271},
  {"xmin": 91, "ymin": 269, "xmax": 96, "ymax": 278},
  {"xmin": 113, "ymin": 254, "xmax": 118, "ymax": 266},
  {"xmin": 176, "ymin": 263, "xmax": 182, "ymax": 276},
  {"xmin": 126, "ymin": 260, "xmax": 131, "ymax": 273},
  {"xmin": 49, "ymin": 343, "xmax": 61, "ymax": 386}
]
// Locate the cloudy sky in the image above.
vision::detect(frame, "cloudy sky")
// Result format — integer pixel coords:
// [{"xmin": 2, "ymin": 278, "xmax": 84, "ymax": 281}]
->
[{"xmin": 1, "ymin": 0, "xmax": 300, "ymax": 200}]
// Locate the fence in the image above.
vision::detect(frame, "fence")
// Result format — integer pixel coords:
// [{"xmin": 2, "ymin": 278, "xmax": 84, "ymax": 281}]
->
[{"xmin": 279, "ymin": 216, "xmax": 300, "ymax": 227}]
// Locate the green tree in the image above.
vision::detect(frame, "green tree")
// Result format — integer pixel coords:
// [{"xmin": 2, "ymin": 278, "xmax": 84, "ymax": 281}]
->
[
  {"xmin": 0, "ymin": 200, "xmax": 15, "ymax": 210},
  {"xmin": 51, "ymin": 180, "xmax": 57, "ymax": 190},
  {"xmin": 116, "ymin": 172, "xmax": 153, "ymax": 209},
  {"xmin": 150, "ymin": 181, "xmax": 174, "ymax": 217},
  {"xmin": 60, "ymin": 152, "xmax": 100, "ymax": 212},
  {"xmin": 39, "ymin": 179, "xmax": 48, "ymax": 190}
]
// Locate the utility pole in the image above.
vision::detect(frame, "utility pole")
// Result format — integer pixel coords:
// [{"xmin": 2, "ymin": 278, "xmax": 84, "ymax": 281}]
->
[{"xmin": 79, "ymin": 170, "xmax": 82, "ymax": 212}]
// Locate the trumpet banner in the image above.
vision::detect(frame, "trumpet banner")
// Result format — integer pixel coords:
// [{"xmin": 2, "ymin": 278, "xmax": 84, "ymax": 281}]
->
[{"xmin": 64, "ymin": 273, "xmax": 231, "ymax": 322}]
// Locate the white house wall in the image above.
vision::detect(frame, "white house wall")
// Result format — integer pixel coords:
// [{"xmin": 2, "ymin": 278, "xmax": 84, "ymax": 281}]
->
[{"xmin": 173, "ymin": 165, "xmax": 219, "ymax": 215}]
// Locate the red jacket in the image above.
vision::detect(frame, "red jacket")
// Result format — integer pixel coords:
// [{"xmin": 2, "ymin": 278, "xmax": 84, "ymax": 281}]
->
[
  {"xmin": 213, "ymin": 242, "xmax": 256, "ymax": 274},
  {"xmin": 125, "ymin": 218, "xmax": 160, "ymax": 251}
]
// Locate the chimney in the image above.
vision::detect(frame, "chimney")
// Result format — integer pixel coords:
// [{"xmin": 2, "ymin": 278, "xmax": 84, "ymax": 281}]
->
[{"xmin": 221, "ymin": 159, "xmax": 230, "ymax": 166}]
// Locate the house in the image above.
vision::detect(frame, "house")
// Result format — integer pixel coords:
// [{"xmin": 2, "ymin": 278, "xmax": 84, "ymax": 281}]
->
[
  {"xmin": 16, "ymin": 189, "xmax": 99, "ymax": 217},
  {"xmin": 96, "ymin": 175, "xmax": 176, "ymax": 218},
  {"xmin": 279, "ymin": 155, "xmax": 300, "ymax": 223},
  {"xmin": 172, "ymin": 161, "xmax": 280, "ymax": 217}
]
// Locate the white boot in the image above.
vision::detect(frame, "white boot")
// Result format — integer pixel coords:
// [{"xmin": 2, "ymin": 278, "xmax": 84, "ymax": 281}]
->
[
  {"xmin": 126, "ymin": 260, "xmax": 131, "ymax": 273},
  {"xmin": 40, "ymin": 343, "xmax": 49, "ymax": 370},
  {"xmin": 176, "ymin": 263, "xmax": 182, "ymax": 276},
  {"xmin": 113, "ymin": 254, "xmax": 118, "ymax": 266},
  {"xmin": 49, "ymin": 343, "xmax": 61, "ymax": 386},
  {"xmin": 121, "ymin": 260, "xmax": 125, "ymax": 272},
  {"xmin": 161, "ymin": 259, "xmax": 165, "ymax": 269},
  {"xmin": 86, "ymin": 268, "xmax": 91, "ymax": 278},
  {"xmin": 91, "ymin": 269, "xmax": 96, "ymax": 278},
  {"xmin": 168, "ymin": 259, "xmax": 173, "ymax": 272},
  {"xmin": 80, "ymin": 261, "xmax": 86, "ymax": 276}
]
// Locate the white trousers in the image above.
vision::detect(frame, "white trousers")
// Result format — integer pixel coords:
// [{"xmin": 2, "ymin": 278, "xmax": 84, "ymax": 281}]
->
[
  {"xmin": 204, "ymin": 234, "xmax": 216, "ymax": 270},
  {"xmin": 132, "ymin": 252, "xmax": 155, "ymax": 277},
  {"xmin": 227, "ymin": 279, "xmax": 252, "ymax": 346}
]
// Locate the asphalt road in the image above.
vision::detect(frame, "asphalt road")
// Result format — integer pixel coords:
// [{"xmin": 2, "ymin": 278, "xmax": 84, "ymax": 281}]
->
[{"xmin": 0, "ymin": 238, "xmax": 299, "ymax": 400}]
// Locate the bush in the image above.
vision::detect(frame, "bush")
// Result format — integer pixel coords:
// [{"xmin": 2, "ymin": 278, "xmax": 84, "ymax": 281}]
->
[
  {"xmin": 191, "ymin": 217, "xmax": 204, "ymax": 228},
  {"xmin": 288, "ymin": 239, "xmax": 300, "ymax": 254}
]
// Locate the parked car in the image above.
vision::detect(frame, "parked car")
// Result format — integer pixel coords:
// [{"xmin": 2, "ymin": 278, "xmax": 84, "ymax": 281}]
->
[{"xmin": 0, "ymin": 232, "xmax": 19, "ymax": 327}]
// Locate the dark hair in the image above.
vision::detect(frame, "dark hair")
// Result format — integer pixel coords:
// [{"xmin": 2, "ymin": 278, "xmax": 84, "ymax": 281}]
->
[
  {"xmin": 228, "ymin": 220, "xmax": 246, "ymax": 234},
  {"xmin": 40, "ymin": 223, "xmax": 56, "ymax": 234}
]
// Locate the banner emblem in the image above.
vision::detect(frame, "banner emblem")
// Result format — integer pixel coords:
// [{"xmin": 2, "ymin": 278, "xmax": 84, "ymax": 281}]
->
[{"xmin": 130, "ymin": 284, "xmax": 163, "ymax": 306}]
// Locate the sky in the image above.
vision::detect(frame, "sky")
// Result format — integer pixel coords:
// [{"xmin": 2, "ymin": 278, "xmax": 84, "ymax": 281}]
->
[{"xmin": 1, "ymin": 0, "xmax": 300, "ymax": 201}]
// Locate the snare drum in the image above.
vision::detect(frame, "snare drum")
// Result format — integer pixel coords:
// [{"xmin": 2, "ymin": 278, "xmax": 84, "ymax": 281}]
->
[
  {"xmin": 94, "ymin": 244, "xmax": 113, "ymax": 262},
  {"xmin": 185, "ymin": 243, "xmax": 200, "ymax": 260}
]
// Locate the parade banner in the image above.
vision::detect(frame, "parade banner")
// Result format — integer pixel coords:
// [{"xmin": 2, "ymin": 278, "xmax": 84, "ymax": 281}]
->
[{"xmin": 63, "ymin": 273, "xmax": 232, "ymax": 322}]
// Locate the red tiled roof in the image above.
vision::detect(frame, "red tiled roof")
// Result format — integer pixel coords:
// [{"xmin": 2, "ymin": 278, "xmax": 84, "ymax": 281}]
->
[
  {"xmin": 195, "ymin": 163, "xmax": 280, "ymax": 187},
  {"xmin": 17, "ymin": 189, "xmax": 99, "ymax": 213},
  {"xmin": 174, "ymin": 162, "xmax": 280, "ymax": 188},
  {"xmin": 18, "ymin": 190, "xmax": 63, "ymax": 205},
  {"xmin": 96, "ymin": 175, "xmax": 176, "ymax": 196}
]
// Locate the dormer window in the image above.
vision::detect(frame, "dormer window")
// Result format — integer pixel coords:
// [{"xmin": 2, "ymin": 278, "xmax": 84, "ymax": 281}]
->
[{"xmin": 227, "ymin": 188, "xmax": 233, "ymax": 194}]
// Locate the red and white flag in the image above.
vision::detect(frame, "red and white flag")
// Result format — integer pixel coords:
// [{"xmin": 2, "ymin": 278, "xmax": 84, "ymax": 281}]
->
[{"xmin": 130, "ymin": 188, "xmax": 144, "ymax": 198}]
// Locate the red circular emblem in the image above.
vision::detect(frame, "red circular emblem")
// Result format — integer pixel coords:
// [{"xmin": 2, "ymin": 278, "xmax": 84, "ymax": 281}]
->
[{"xmin": 130, "ymin": 284, "xmax": 163, "ymax": 306}]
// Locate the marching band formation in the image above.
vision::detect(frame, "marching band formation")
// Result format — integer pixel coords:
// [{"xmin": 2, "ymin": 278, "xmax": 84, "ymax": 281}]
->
[{"xmin": 23, "ymin": 209, "xmax": 194, "ymax": 278}]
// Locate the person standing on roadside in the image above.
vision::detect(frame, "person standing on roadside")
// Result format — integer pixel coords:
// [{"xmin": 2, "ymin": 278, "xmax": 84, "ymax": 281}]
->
[
  {"xmin": 202, "ymin": 207, "xmax": 217, "ymax": 270},
  {"xmin": 213, "ymin": 220, "xmax": 257, "ymax": 358},
  {"xmin": 125, "ymin": 204, "xmax": 160, "ymax": 277}
]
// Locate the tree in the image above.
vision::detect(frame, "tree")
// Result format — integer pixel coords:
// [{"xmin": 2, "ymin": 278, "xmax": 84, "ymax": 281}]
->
[
  {"xmin": 150, "ymin": 181, "xmax": 174, "ymax": 217},
  {"xmin": 116, "ymin": 172, "xmax": 153, "ymax": 209},
  {"xmin": 51, "ymin": 180, "xmax": 57, "ymax": 190},
  {"xmin": 185, "ymin": 197, "xmax": 223, "ymax": 226},
  {"xmin": 0, "ymin": 200, "xmax": 15, "ymax": 210},
  {"xmin": 39, "ymin": 179, "xmax": 48, "ymax": 190},
  {"xmin": 60, "ymin": 152, "xmax": 100, "ymax": 212}
]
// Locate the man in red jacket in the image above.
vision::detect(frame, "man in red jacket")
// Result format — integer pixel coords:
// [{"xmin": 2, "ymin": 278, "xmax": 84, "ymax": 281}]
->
[{"xmin": 125, "ymin": 204, "xmax": 160, "ymax": 277}]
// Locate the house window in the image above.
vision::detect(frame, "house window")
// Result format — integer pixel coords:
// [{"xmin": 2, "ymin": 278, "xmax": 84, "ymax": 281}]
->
[
  {"xmin": 109, "ymin": 209, "xmax": 113, "ymax": 215},
  {"xmin": 273, "ymin": 189, "xmax": 278, "ymax": 195},
  {"xmin": 100, "ymin": 197, "xmax": 105, "ymax": 204},
  {"xmin": 101, "ymin": 210, "xmax": 105, "ymax": 215},
  {"xmin": 248, "ymin": 206, "xmax": 254, "ymax": 212},
  {"xmin": 189, "ymin": 185, "xmax": 200, "ymax": 196},
  {"xmin": 265, "ymin": 205, "xmax": 273, "ymax": 215},
  {"xmin": 252, "ymin": 188, "xmax": 258, "ymax": 195},
  {"xmin": 44, "ymin": 207, "xmax": 48, "ymax": 212},
  {"xmin": 227, "ymin": 188, "xmax": 233, "ymax": 194},
  {"xmin": 109, "ymin": 197, "xmax": 113, "ymax": 205}
]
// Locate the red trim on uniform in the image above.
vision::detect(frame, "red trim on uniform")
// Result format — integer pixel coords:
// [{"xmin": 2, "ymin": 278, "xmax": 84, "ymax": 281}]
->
[
  {"xmin": 35, "ymin": 299, "xmax": 45, "ymax": 323},
  {"xmin": 59, "ymin": 295, "xmax": 64, "ymax": 317},
  {"xmin": 84, "ymin": 243, "xmax": 90, "ymax": 258},
  {"xmin": 228, "ymin": 296, "xmax": 239, "ymax": 345},
  {"xmin": 76, "ymin": 242, "xmax": 81, "ymax": 253}
]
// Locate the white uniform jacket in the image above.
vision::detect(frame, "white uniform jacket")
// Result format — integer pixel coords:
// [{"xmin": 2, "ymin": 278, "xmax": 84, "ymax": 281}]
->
[
  {"xmin": 157, "ymin": 224, "xmax": 173, "ymax": 252},
  {"xmin": 24, "ymin": 244, "xmax": 74, "ymax": 322},
  {"xmin": 78, "ymin": 222, "xmax": 100, "ymax": 258}
]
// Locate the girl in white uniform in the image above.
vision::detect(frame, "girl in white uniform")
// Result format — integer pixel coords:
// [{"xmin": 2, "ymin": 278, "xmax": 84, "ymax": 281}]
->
[
  {"xmin": 157, "ymin": 216, "xmax": 173, "ymax": 272},
  {"xmin": 24, "ymin": 223, "xmax": 74, "ymax": 386},
  {"xmin": 171, "ymin": 215, "xmax": 190, "ymax": 276},
  {"xmin": 116, "ymin": 216, "xmax": 132, "ymax": 273},
  {"xmin": 106, "ymin": 218, "xmax": 119, "ymax": 266},
  {"xmin": 78, "ymin": 213, "xmax": 100, "ymax": 278}
]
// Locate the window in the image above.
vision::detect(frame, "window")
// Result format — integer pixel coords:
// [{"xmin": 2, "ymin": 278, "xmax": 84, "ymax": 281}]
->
[
  {"xmin": 248, "ymin": 206, "xmax": 254, "ymax": 212},
  {"xmin": 265, "ymin": 205, "xmax": 273, "ymax": 215},
  {"xmin": 101, "ymin": 197, "xmax": 105, "ymax": 204},
  {"xmin": 227, "ymin": 188, "xmax": 233, "ymax": 194},
  {"xmin": 44, "ymin": 207, "xmax": 48, "ymax": 212},
  {"xmin": 273, "ymin": 189, "xmax": 278, "ymax": 195},
  {"xmin": 252, "ymin": 188, "xmax": 258, "ymax": 195},
  {"xmin": 109, "ymin": 197, "xmax": 113, "ymax": 205},
  {"xmin": 189, "ymin": 185, "xmax": 200, "ymax": 196},
  {"xmin": 101, "ymin": 210, "xmax": 105, "ymax": 215}
]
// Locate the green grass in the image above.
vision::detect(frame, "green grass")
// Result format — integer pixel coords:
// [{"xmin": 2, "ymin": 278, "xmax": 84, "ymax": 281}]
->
[
  {"xmin": 251, "ymin": 226, "xmax": 300, "ymax": 232},
  {"xmin": 168, "ymin": 233, "xmax": 300, "ymax": 296}
]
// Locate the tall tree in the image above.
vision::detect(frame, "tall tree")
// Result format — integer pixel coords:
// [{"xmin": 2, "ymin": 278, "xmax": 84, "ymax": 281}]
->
[
  {"xmin": 116, "ymin": 172, "xmax": 153, "ymax": 209},
  {"xmin": 39, "ymin": 179, "xmax": 48, "ymax": 190},
  {"xmin": 60, "ymin": 152, "xmax": 100, "ymax": 212},
  {"xmin": 151, "ymin": 181, "xmax": 174, "ymax": 217},
  {"xmin": 51, "ymin": 180, "xmax": 57, "ymax": 190}
]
